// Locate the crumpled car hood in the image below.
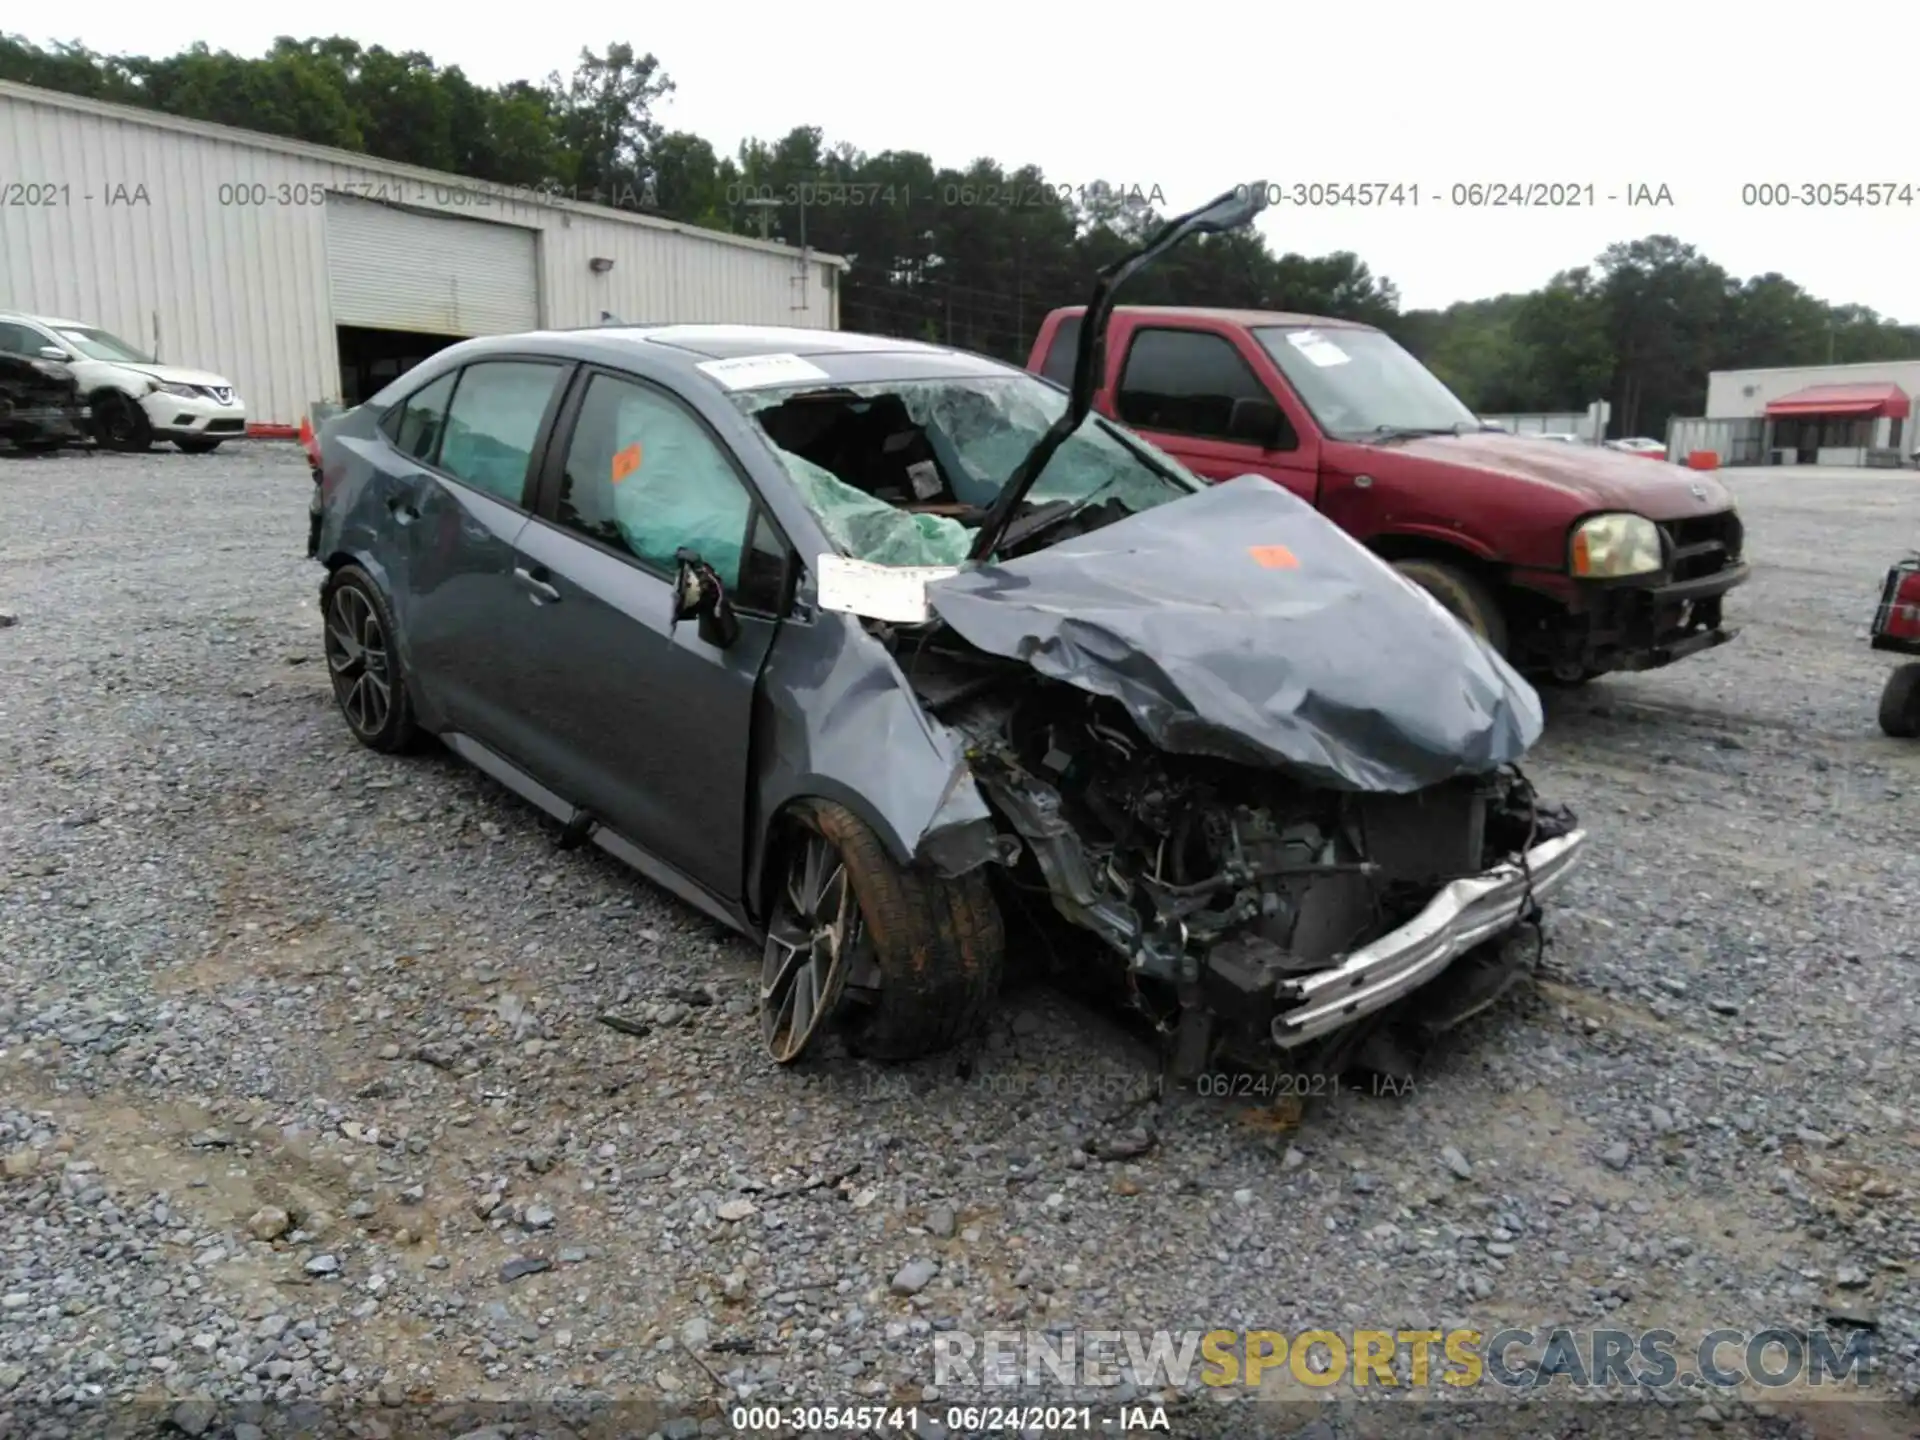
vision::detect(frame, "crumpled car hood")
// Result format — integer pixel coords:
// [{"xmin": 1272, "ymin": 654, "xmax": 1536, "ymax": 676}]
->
[{"xmin": 925, "ymin": 475, "xmax": 1544, "ymax": 793}]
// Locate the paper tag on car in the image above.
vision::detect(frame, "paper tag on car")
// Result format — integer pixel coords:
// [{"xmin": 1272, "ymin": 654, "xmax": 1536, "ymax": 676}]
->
[
  {"xmin": 906, "ymin": 460, "xmax": 942, "ymax": 499},
  {"xmin": 696, "ymin": 353, "xmax": 832, "ymax": 390},
  {"xmin": 815, "ymin": 554, "xmax": 959, "ymax": 624},
  {"xmin": 1286, "ymin": 330, "xmax": 1351, "ymax": 368}
]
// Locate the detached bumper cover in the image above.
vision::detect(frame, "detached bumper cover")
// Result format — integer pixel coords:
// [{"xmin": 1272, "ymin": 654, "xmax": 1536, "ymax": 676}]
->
[{"xmin": 1271, "ymin": 827, "xmax": 1587, "ymax": 1048}]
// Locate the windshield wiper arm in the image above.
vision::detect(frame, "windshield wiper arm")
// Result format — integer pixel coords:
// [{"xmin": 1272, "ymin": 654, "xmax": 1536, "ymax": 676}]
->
[
  {"xmin": 1363, "ymin": 423, "xmax": 1475, "ymax": 444},
  {"xmin": 998, "ymin": 478, "xmax": 1128, "ymax": 553}
]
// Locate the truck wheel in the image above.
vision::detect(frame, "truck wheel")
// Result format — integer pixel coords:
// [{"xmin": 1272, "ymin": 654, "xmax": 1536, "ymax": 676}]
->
[
  {"xmin": 759, "ymin": 800, "xmax": 1004, "ymax": 1064},
  {"xmin": 1393, "ymin": 559, "xmax": 1510, "ymax": 655},
  {"xmin": 1878, "ymin": 663, "xmax": 1920, "ymax": 738}
]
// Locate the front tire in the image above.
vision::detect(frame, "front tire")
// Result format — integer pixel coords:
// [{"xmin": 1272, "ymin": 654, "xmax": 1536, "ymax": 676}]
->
[
  {"xmin": 174, "ymin": 437, "xmax": 223, "ymax": 454},
  {"xmin": 321, "ymin": 565, "xmax": 419, "ymax": 754},
  {"xmin": 93, "ymin": 393, "xmax": 152, "ymax": 453},
  {"xmin": 760, "ymin": 800, "xmax": 1004, "ymax": 1064},
  {"xmin": 1879, "ymin": 663, "xmax": 1920, "ymax": 738},
  {"xmin": 1392, "ymin": 559, "xmax": 1510, "ymax": 655}
]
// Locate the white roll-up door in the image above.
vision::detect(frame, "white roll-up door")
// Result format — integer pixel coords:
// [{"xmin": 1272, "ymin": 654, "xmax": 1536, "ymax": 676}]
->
[{"xmin": 326, "ymin": 195, "xmax": 540, "ymax": 335}]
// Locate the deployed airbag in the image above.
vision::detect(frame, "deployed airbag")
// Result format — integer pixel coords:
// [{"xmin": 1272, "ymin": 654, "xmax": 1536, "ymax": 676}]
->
[
  {"xmin": 924, "ymin": 475, "xmax": 1544, "ymax": 793},
  {"xmin": 771, "ymin": 444, "xmax": 975, "ymax": 567}
]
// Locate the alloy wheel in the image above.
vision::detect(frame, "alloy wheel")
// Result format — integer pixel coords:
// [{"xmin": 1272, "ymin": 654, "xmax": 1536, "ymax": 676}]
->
[
  {"xmin": 760, "ymin": 829, "xmax": 858, "ymax": 1063},
  {"xmin": 324, "ymin": 585, "xmax": 393, "ymax": 739}
]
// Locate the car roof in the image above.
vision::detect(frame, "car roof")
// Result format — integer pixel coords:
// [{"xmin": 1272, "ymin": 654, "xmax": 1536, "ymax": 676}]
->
[
  {"xmin": 1046, "ymin": 305, "xmax": 1379, "ymax": 332},
  {"xmin": 439, "ymin": 324, "xmax": 1025, "ymax": 388},
  {"xmin": 0, "ymin": 311, "xmax": 88, "ymax": 328}
]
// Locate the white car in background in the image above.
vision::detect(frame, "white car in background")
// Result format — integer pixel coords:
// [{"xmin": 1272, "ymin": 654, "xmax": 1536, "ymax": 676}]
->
[
  {"xmin": 1605, "ymin": 436, "xmax": 1670, "ymax": 458},
  {"xmin": 0, "ymin": 312, "xmax": 246, "ymax": 453}
]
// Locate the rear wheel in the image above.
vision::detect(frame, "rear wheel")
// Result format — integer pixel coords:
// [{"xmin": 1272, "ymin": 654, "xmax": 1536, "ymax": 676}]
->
[
  {"xmin": 1878, "ymin": 662, "xmax": 1920, "ymax": 738},
  {"xmin": 321, "ymin": 565, "xmax": 419, "ymax": 754},
  {"xmin": 174, "ymin": 437, "xmax": 223, "ymax": 454},
  {"xmin": 760, "ymin": 800, "xmax": 1004, "ymax": 1064},
  {"xmin": 1392, "ymin": 559, "xmax": 1510, "ymax": 655},
  {"xmin": 93, "ymin": 393, "xmax": 152, "ymax": 453}
]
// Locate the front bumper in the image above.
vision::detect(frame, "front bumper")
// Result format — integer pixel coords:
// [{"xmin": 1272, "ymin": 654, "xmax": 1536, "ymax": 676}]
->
[
  {"xmin": 140, "ymin": 390, "xmax": 247, "ymax": 439},
  {"xmin": 1270, "ymin": 827, "xmax": 1587, "ymax": 1049},
  {"xmin": 2, "ymin": 405, "xmax": 87, "ymax": 443},
  {"xmin": 1536, "ymin": 563, "xmax": 1750, "ymax": 675}
]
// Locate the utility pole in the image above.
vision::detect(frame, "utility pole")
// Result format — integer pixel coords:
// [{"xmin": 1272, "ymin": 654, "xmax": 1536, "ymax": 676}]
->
[{"xmin": 743, "ymin": 197, "xmax": 777, "ymax": 241}]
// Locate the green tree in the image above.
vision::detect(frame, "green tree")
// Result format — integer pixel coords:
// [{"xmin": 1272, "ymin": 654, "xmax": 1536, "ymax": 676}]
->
[{"xmin": 7, "ymin": 32, "xmax": 1920, "ymax": 389}]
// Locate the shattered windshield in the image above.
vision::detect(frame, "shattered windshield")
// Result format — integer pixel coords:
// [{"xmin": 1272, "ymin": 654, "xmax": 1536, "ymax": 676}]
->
[
  {"xmin": 1254, "ymin": 326, "xmax": 1478, "ymax": 440},
  {"xmin": 736, "ymin": 374, "xmax": 1199, "ymax": 567}
]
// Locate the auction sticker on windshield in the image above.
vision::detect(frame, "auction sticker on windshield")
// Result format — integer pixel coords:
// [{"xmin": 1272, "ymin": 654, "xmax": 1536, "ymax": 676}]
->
[
  {"xmin": 1286, "ymin": 330, "xmax": 1351, "ymax": 368},
  {"xmin": 815, "ymin": 554, "xmax": 960, "ymax": 624},
  {"xmin": 1249, "ymin": 545, "xmax": 1299, "ymax": 569},
  {"xmin": 696, "ymin": 353, "xmax": 833, "ymax": 390}
]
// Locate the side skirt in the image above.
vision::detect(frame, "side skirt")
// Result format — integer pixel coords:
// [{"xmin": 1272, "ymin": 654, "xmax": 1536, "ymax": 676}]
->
[{"xmin": 438, "ymin": 731, "xmax": 757, "ymax": 941}]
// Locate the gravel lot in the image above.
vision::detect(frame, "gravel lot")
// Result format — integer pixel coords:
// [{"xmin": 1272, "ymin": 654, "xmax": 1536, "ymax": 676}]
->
[{"xmin": 2, "ymin": 446, "xmax": 1917, "ymax": 1440}]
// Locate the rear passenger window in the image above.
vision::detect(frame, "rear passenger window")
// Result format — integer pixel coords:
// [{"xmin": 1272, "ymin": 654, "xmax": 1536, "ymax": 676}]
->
[
  {"xmin": 1118, "ymin": 329, "xmax": 1274, "ymax": 441},
  {"xmin": 1039, "ymin": 315, "xmax": 1082, "ymax": 386},
  {"xmin": 436, "ymin": 361, "xmax": 566, "ymax": 505},
  {"xmin": 379, "ymin": 371, "xmax": 457, "ymax": 463}
]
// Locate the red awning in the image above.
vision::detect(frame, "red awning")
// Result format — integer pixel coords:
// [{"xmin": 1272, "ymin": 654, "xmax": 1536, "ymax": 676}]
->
[{"xmin": 1765, "ymin": 382, "xmax": 1911, "ymax": 419}]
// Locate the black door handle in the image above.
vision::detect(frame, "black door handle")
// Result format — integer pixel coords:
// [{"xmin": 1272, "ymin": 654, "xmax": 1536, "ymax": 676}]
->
[{"xmin": 514, "ymin": 566, "xmax": 561, "ymax": 604}]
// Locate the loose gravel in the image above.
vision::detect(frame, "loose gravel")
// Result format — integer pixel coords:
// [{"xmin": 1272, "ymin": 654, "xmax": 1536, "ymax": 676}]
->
[{"xmin": 2, "ymin": 446, "xmax": 1917, "ymax": 1439}]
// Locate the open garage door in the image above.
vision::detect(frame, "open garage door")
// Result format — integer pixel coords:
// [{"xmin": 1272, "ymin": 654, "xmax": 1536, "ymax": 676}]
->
[{"xmin": 326, "ymin": 194, "xmax": 540, "ymax": 336}]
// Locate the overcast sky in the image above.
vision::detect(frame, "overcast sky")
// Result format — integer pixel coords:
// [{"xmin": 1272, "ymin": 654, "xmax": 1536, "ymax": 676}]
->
[{"xmin": 33, "ymin": 2, "xmax": 1920, "ymax": 320}]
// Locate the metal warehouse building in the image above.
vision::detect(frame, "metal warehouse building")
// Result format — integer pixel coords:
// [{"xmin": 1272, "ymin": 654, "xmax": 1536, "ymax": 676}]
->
[{"xmin": 0, "ymin": 79, "xmax": 847, "ymax": 430}]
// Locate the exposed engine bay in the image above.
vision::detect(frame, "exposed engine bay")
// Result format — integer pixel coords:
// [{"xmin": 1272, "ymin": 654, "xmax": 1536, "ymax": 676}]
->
[{"xmin": 902, "ymin": 641, "xmax": 1580, "ymax": 1077}]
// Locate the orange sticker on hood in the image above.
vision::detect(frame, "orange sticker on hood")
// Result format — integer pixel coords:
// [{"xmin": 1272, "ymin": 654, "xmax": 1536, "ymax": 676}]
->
[
  {"xmin": 611, "ymin": 443, "xmax": 643, "ymax": 483},
  {"xmin": 1249, "ymin": 544, "xmax": 1298, "ymax": 569}
]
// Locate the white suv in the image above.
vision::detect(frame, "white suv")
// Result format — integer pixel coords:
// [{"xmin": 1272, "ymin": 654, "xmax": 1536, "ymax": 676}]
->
[{"xmin": 0, "ymin": 312, "xmax": 247, "ymax": 453}]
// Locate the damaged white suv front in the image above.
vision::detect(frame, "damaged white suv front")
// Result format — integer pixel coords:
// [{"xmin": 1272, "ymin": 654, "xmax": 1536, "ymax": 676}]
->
[{"xmin": 0, "ymin": 312, "xmax": 247, "ymax": 454}]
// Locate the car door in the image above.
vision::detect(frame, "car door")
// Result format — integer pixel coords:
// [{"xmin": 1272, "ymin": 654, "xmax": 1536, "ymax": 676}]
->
[
  {"xmin": 1110, "ymin": 323, "xmax": 1321, "ymax": 505},
  {"xmin": 499, "ymin": 365, "xmax": 790, "ymax": 899},
  {"xmin": 381, "ymin": 357, "xmax": 573, "ymax": 759}
]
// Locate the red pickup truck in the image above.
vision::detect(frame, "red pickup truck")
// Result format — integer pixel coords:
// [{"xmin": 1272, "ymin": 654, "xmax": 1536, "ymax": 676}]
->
[{"xmin": 1027, "ymin": 306, "xmax": 1749, "ymax": 682}]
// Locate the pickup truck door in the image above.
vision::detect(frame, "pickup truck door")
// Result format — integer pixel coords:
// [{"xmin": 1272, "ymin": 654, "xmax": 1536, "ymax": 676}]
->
[{"xmin": 1103, "ymin": 317, "xmax": 1321, "ymax": 505}]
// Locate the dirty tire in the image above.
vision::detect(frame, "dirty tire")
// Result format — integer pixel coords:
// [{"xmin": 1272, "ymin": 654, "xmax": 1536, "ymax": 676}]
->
[
  {"xmin": 174, "ymin": 437, "xmax": 223, "ymax": 454},
  {"xmin": 1394, "ymin": 559, "xmax": 1510, "ymax": 656},
  {"xmin": 1878, "ymin": 662, "xmax": 1920, "ymax": 738},
  {"xmin": 797, "ymin": 799, "xmax": 1005, "ymax": 1062},
  {"xmin": 321, "ymin": 564, "xmax": 420, "ymax": 755},
  {"xmin": 92, "ymin": 393, "xmax": 152, "ymax": 453}
]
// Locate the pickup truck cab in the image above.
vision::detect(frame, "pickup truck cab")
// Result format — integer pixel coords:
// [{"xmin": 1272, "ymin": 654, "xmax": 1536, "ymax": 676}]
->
[{"xmin": 1028, "ymin": 305, "xmax": 1749, "ymax": 681}]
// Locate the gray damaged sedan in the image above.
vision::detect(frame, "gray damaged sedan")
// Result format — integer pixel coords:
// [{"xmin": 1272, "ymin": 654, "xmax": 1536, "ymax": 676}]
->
[{"xmin": 307, "ymin": 186, "xmax": 1588, "ymax": 1081}]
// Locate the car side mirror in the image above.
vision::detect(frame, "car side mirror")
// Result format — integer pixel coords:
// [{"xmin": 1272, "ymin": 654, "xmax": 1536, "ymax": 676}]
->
[
  {"xmin": 672, "ymin": 548, "xmax": 741, "ymax": 649},
  {"xmin": 1227, "ymin": 396, "xmax": 1286, "ymax": 448},
  {"xmin": 38, "ymin": 346, "xmax": 68, "ymax": 362}
]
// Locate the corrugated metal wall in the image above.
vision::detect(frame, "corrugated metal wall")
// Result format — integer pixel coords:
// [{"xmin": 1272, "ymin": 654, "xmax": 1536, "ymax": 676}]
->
[{"xmin": 0, "ymin": 82, "xmax": 844, "ymax": 427}]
